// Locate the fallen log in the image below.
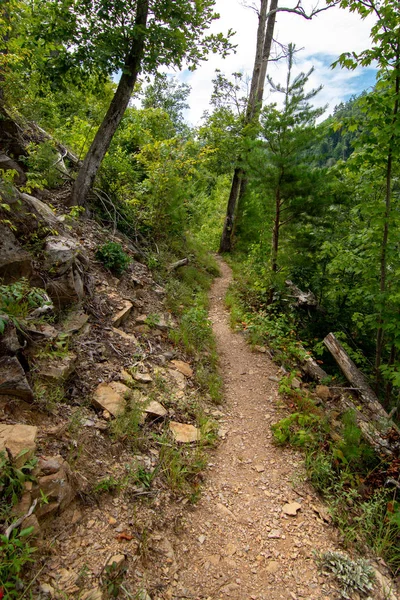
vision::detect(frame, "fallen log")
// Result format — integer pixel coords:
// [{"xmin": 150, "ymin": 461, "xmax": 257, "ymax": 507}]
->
[
  {"xmin": 168, "ymin": 258, "xmax": 189, "ymax": 272},
  {"xmin": 300, "ymin": 356, "xmax": 329, "ymax": 382},
  {"xmin": 338, "ymin": 394, "xmax": 397, "ymax": 457},
  {"xmin": 323, "ymin": 332, "xmax": 392, "ymax": 425}
]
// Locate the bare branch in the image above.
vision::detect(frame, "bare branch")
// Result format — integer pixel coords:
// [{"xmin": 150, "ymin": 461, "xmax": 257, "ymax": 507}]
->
[{"xmin": 267, "ymin": 1, "xmax": 339, "ymax": 21}]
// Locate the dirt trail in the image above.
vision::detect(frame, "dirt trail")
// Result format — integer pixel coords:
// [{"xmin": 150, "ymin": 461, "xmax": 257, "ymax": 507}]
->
[{"xmin": 169, "ymin": 258, "xmax": 341, "ymax": 600}]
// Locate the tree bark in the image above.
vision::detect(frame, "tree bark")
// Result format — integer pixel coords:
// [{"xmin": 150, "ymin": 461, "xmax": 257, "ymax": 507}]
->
[
  {"xmin": 271, "ymin": 186, "xmax": 281, "ymax": 273},
  {"xmin": 323, "ymin": 332, "xmax": 395, "ymax": 425},
  {"xmin": 256, "ymin": 0, "xmax": 278, "ymax": 107},
  {"xmin": 246, "ymin": 0, "xmax": 269, "ymax": 122},
  {"xmin": 219, "ymin": 0, "xmax": 279, "ymax": 254},
  {"xmin": 219, "ymin": 167, "xmax": 243, "ymax": 253},
  {"xmin": 375, "ymin": 55, "xmax": 399, "ymax": 385},
  {"xmin": 69, "ymin": 0, "xmax": 149, "ymax": 206}
]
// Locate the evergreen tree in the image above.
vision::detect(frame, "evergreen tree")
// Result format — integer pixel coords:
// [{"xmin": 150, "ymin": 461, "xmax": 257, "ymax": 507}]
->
[{"xmin": 246, "ymin": 44, "xmax": 325, "ymax": 286}]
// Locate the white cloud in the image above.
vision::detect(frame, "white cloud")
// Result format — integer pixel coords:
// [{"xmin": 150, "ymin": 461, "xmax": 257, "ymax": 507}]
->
[{"xmin": 165, "ymin": 0, "xmax": 376, "ymax": 125}]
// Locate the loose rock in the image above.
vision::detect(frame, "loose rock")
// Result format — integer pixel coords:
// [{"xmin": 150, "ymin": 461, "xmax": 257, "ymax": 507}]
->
[
  {"xmin": 170, "ymin": 360, "xmax": 193, "ymax": 378},
  {"xmin": 0, "ymin": 423, "xmax": 37, "ymax": 467},
  {"xmin": 0, "ymin": 356, "xmax": 33, "ymax": 400},
  {"xmin": 169, "ymin": 422, "xmax": 200, "ymax": 443},
  {"xmin": 92, "ymin": 381, "xmax": 130, "ymax": 416}
]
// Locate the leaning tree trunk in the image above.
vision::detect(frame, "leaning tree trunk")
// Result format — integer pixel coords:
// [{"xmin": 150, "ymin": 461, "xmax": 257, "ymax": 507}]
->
[{"xmin": 69, "ymin": 0, "xmax": 149, "ymax": 207}]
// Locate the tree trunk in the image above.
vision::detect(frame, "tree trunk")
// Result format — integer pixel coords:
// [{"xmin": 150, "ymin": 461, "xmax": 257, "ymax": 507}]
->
[
  {"xmin": 271, "ymin": 186, "xmax": 281, "ymax": 273},
  {"xmin": 219, "ymin": 167, "xmax": 242, "ymax": 253},
  {"xmin": 69, "ymin": 0, "xmax": 149, "ymax": 207},
  {"xmin": 246, "ymin": 0, "xmax": 269, "ymax": 122},
  {"xmin": 323, "ymin": 332, "xmax": 394, "ymax": 424},
  {"xmin": 0, "ymin": 1, "xmax": 10, "ymax": 104},
  {"xmin": 256, "ymin": 0, "xmax": 279, "ymax": 107},
  {"xmin": 375, "ymin": 59, "xmax": 399, "ymax": 385},
  {"xmin": 219, "ymin": 0, "xmax": 279, "ymax": 254}
]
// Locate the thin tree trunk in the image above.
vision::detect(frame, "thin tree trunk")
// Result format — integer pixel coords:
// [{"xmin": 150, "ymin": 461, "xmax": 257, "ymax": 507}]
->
[
  {"xmin": 0, "ymin": 1, "xmax": 10, "ymax": 104},
  {"xmin": 271, "ymin": 186, "xmax": 281, "ymax": 273},
  {"xmin": 69, "ymin": 0, "xmax": 149, "ymax": 206},
  {"xmin": 375, "ymin": 58, "xmax": 399, "ymax": 385},
  {"xmin": 219, "ymin": 167, "xmax": 243, "ymax": 253}
]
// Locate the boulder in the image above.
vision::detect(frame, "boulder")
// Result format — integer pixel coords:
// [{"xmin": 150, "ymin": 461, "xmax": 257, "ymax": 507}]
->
[
  {"xmin": 20, "ymin": 193, "xmax": 61, "ymax": 229},
  {"xmin": 0, "ymin": 153, "xmax": 27, "ymax": 185},
  {"xmin": 112, "ymin": 328, "xmax": 137, "ymax": 343},
  {"xmin": 169, "ymin": 422, "xmax": 200, "ymax": 443},
  {"xmin": 0, "ymin": 356, "xmax": 33, "ymax": 400},
  {"xmin": 44, "ymin": 236, "xmax": 83, "ymax": 276},
  {"xmin": 34, "ymin": 455, "xmax": 77, "ymax": 518},
  {"xmin": 44, "ymin": 236, "xmax": 87, "ymax": 306},
  {"xmin": 0, "ymin": 423, "xmax": 37, "ymax": 467},
  {"xmin": 168, "ymin": 369, "xmax": 186, "ymax": 390},
  {"xmin": 0, "ymin": 224, "xmax": 32, "ymax": 283},
  {"xmin": 92, "ymin": 381, "xmax": 130, "ymax": 417},
  {"xmin": 63, "ymin": 310, "xmax": 89, "ymax": 334},
  {"xmin": 46, "ymin": 267, "xmax": 85, "ymax": 307},
  {"xmin": 0, "ymin": 320, "xmax": 22, "ymax": 357}
]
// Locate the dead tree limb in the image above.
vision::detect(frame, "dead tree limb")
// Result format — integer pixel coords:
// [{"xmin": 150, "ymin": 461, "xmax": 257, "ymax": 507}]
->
[
  {"xmin": 168, "ymin": 258, "xmax": 189, "ymax": 272},
  {"xmin": 323, "ymin": 332, "xmax": 393, "ymax": 425}
]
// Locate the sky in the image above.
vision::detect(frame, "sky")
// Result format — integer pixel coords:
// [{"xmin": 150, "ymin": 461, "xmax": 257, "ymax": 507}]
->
[{"xmin": 164, "ymin": 0, "xmax": 377, "ymax": 126}]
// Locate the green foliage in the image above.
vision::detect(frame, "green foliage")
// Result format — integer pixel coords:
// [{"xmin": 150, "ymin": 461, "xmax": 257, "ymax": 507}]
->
[
  {"xmin": 158, "ymin": 434, "xmax": 207, "ymax": 499},
  {"xmin": 109, "ymin": 391, "xmax": 144, "ymax": 448},
  {"xmin": 93, "ymin": 475, "xmax": 121, "ymax": 495},
  {"xmin": 95, "ymin": 241, "xmax": 131, "ymax": 276},
  {"xmin": 102, "ymin": 558, "xmax": 127, "ymax": 598},
  {"xmin": 22, "ymin": 141, "xmax": 63, "ymax": 191},
  {"xmin": 142, "ymin": 73, "xmax": 191, "ymax": 135},
  {"xmin": 0, "ymin": 451, "xmax": 37, "ymax": 597},
  {"xmin": 271, "ymin": 412, "xmax": 325, "ymax": 448},
  {"xmin": 0, "ymin": 279, "xmax": 51, "ymax": 332},
  {"xmin": 0, "ymin": 527, "xmax": 36, "ymax": 598},
  {"xmin": 315, "ymin": 551, "xmax": 375, "ymax": 599},
  {"xmin": 0, "ymin": 451, "xmax": 37, "ymax": 517}
]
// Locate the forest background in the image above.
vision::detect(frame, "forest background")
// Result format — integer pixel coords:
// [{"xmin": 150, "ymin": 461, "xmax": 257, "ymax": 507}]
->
[{"xmin": 1, "ymin": 0, "xmax": 400, "ymax": 581}]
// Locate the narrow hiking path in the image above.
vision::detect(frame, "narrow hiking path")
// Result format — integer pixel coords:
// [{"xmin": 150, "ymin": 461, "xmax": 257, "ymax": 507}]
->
[{"xmin": 168, "ymin": 258, "xmax": 343, "ymax": 600}]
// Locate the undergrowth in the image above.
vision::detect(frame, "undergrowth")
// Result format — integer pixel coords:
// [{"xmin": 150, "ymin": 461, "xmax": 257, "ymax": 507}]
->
[
  {"xmin": 0, "ymin": 451, "xmax": 38, "ymax": 597},
  {"xmin": 272, "ymin": 387, "xmax": 400, "ymax": 573}
]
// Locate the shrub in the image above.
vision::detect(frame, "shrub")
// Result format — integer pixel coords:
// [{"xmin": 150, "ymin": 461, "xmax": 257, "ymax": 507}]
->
[{"xmin": 95, "ymin": 241, "xmax": 131, "ymax": 276}]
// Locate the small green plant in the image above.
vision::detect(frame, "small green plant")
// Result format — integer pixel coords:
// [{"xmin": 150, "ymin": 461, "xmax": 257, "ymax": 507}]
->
[
  {"xmin": 158, "ymin": 433, "xmax": 207, "ymax": 497},
  {"xmin": 271, "ymin": 412, "xmax": 325, "ymax": 448},
  {"xmin": 109, "ymin": 391, "xmax": 144, "ymax": 447},
  {"xmin": 0, "ymin": 279, "xmax": 51, "ymax": 332},
  {"xmin": 0, "ymin": 451, "xmax": 37, "ymax": 517},
  {"xmin": 93, "ymin": 475, "xmax": 121, "ymax": 494},
  {"xmin": 32, "ymin": 378, "xmax": 65, "ymax": 412},
  {"xmin": 102, "ymin": 559, "xmax": 127, "ymax": 598},
  {"xmin": 22, "ymin": 140, "xmax": 63, "ymax": 191},
  {"xmin": 95, "ymin": 241, "xmax": 131, "ymax": 276},
  {"xmin": 35, "ymin": 333, "xmax": 70, "ymax": 360},
  {"xmin": 315, "ymin": 550, "xmax": 375, "ymax": 599},
  {"xmin": 132, "ymin": 465, "xmax": 156, "ymax": 489},
  {"xmin": 144, "ymin": 313, "xmax": 160, "ymax": 328},
  {"xmin": 0, "ymin": 527, "xmax": 36, "ymax": 598}
]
